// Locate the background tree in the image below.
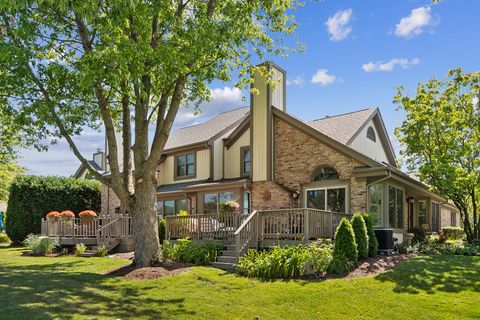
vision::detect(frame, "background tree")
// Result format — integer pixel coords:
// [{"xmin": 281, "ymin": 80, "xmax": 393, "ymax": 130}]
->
[
  {"xmin": 0, "ymin": 0, "xmax": 302, "ymax": 266},
  {"xmin": 395, "ymin": 68, "xmax": 480, "ymax": 242}
]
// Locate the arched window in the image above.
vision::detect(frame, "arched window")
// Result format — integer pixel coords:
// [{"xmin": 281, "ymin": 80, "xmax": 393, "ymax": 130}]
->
[
  {"xmin": 367, "ymin": 126, "xmax": 376, "ymax": 142},
  {"xmin": 312, "ymin": 166, "xmax": 339, "ymax": 181}
]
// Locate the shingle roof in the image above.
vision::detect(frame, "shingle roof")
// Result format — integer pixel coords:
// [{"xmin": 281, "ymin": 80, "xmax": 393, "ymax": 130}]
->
[
  {"xmin": 306, "ymin": 108, "xmax": 377, "ymax": 145},
  {"xmin": 164, "ymin": 107, "xmax": 250, "ymax": 150}
]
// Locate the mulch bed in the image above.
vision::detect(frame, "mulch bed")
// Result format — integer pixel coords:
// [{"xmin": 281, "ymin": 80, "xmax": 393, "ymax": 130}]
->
[
  {"xmin": 103, "ymin": 261, "xmax": 193, "ymax": 280},
  {"xmin": 343, "ymin": 253, "xmax": 414, "ymax": 279}
]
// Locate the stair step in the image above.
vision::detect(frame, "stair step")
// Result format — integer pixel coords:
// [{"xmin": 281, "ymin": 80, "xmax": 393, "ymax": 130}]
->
[
  {"xmin": 216, "ymin": 256, "xmax": 237, "ymax": 263},
  {"xmin": 220, "ymin": 250, "xmax": 236, "ymax": 256},
  {"xmin": 224, "ymin": 245, "xmax": 236, "ymax": 251},
  {"xmin": 211, "ymin": 261, "xmax": 236, "ymax": 271}
]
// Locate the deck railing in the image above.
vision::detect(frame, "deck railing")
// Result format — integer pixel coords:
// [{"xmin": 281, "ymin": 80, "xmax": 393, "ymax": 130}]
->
[
  {"xmin": 234, "ymin": 210, "xmax": 259, "ymax": 258},
  {"xmin": 41, "ymin": 215, "xmax": 133, "ymax": 239},
  {"xmin": 165, "ymin": 212, "xmax": 242, "ymax": 240}
]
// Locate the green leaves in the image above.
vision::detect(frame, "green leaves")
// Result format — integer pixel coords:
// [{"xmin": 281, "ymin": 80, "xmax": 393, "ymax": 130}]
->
[{"xmin": 395, "ymin": 68, "xmax": 480, "ymax": 242}]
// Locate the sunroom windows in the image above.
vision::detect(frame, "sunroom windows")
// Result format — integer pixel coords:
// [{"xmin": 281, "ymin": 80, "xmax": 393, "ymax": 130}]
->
[{"xmin": 367, "ymin": 183, "xmax": 405, "ymax": 229}]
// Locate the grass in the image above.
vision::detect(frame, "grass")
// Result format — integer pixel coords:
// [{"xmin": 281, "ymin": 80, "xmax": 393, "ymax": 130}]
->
[{"xmin": 0, "ymin": 246, "xmax": 479, "ymax": 319}]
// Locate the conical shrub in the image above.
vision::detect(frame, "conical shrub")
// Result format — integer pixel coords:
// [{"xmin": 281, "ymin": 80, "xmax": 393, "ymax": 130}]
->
[
  {"xmin": 351, "ymin": 213, "xmax": 369, "ymax": 259},
  {"xmin": 332, "ymin": 217, "xmax": 358, "ymax": 263},
  {"xmin": 363, "ymin": 213, "xmax": 378, "ymax": 257}
]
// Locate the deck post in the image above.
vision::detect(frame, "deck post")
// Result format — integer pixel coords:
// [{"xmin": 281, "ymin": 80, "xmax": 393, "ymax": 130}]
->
[
  {"xmin": 303, "ymin": 209, "xmax": 309, "ymax": 242},
  {"xmin": 330, "ymin": 211, "xmax": 334, "ymax": 239}
]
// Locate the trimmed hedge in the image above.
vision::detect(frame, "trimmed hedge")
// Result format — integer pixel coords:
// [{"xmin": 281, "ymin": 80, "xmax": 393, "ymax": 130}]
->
[
  {"xmin": 363, "ymin": 213, "xmax": 379, "ymax": 257},
  {"xmin": 351, "ymin": 213, "xmax": 369, "ymax": 259},
  {"xmin": 6, "ymin": 175, "xmax": 101, "ymax": 243},
  {"xmin": 441, "ymin": 227, "xmax": 464, "ymax": 240}
]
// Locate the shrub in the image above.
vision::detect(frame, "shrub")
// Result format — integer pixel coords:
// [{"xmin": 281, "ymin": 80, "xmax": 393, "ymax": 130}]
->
[
  {"xmin": 236, "ymin": 243, "xmax": 333, "ymax": 279},
  {"xmin": 411, "ymin": 226, "xmax": 426, "ymax": 244},
  {"xmin": 406, "ymin": 241, "xmax": 480, "ymax": 256},
  {"xmin": 0, "ymin": 233, "xmax": 11, "ymax": 244},
  {"xmin": 441, "ymin": 227, "xmax": 464, "ymax": 240},
  {"xmin": 332, "ymin": 218, "xmax": 358, "ymax": 264},
  {"xmin": 162, "ymin": 239, "xmax": 224, "ymax": 265},
  {"xmin": 351, "ymin": 213, "xmax": 369, "ymax": 259},
  {"xmin": 75, "ymin": 243, "xmax": 87, "ymax": 256},
  {"xmin": 23, "ymin": 234, "xmax": 58, "ymax": 255},
  {"xmin": 327, "ymin": 254, "xmax": 355, "ymax": 275},
  {"xmin": 6, "ymin": 176, "xmax": 101, "ymax": 243},
  {"xmin": 158, "ymin": 219, "xmax": 166, "ymax": 244},
  {"xmin": 362, "ymin": 213, "xmax": 378, "ymax": 257},
  {"xmin": 96, "ymin": 245, "xmax": 108, "ymax": 257}
]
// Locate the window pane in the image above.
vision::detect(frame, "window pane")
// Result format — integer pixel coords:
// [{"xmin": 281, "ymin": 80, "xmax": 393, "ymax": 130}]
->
[
  {"xmin": 177, "ymin": 165, "xmax": 186, "ymax": 177},
  {"xmin": 177, "ymin": 155, "xmax": 186, "ymax": 166},
  {"xmin": 368, "ymin": 184, "xmax": 382, "ymax": 227},
  {"xmin": 243, "ymin": 191, "xmax": 251, "ymax": 215},
  {"xmin": 418, "ymin": 201, "xmax": 427, "ymax": 225},
  {"xmin": 157, "ymin": 201, "xmax": 163, "ymax": 215},
  {"xmin": 244, "ymin": 150, "xmax": 251, "ymax": 162},
  {"xmin": 327, "ymin": 188, "xmax": 345, "ymax": 213},
  {"xmin": 204, "ymin": 194, "xmax": 218, "ymax": 214},
  {"xmin": 388, "ymin": 186, "xmax": 396, "ymax": 228},
  {"xmin": 175, "ymin": 199, "xmax": 187, "ymax": 213},
  {"xmin": 187, "ymin": 164, "xmax": 195, "ymax": 176},
  {"xmin": 306, "ymin": 190, "xmax": 326, "ymax": 210},
  {"xmin": 396, "ymin": 189, "xmax": 404, "ymax": 229},
  {"xmin": 313, "ymin": 167, "xmax": 339, "ymax": 181},
  {"xmin": 432, "ymin": 203, "xmax": 440, "ymax": 231},
  {"xmin": 164, "ymin": 200, "xmax": 175, "ymax": 216},
  {"xmin": 244, "ymin": 161, "xmax": 251, "ymax": 174},
  {"xmin": 187, "ymin": 153, "xmax": 195, "ymax": 165}
]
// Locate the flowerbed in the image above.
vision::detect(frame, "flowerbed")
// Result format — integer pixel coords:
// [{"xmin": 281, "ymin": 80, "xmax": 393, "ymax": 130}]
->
[{"xmin": 162, "ymin": 239, "xmax": 224, "ymax": 265}]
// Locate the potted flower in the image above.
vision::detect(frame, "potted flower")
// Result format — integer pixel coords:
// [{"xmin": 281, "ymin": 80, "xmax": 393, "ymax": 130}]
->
[
  {"xmin": 45, "ymin": 211, "xmax": 60, "ymax": 235},
  {"xmin": 60, "ymin": 210, "xmax": 75, "ymax": 235},
  {"xmin": 60, "ymin": 210, "xmax": 75, "ymax": 221},
  {"xmin": 220, "ymin": 200, "xmax": 240, "ymax": 213},
  {"xmin": 79, "ymin": 210, "xmax": 97, "ymax": 221},
  {"xmin": 46, "ymin": 211, "xmax": 60, "ymax": 221}
]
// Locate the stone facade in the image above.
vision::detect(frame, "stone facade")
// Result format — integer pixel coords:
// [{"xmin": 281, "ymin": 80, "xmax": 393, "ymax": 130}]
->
[
  {"xmin": 100, "ymin": 185, "xmax": 122, "ymax": 216},
  {"xmin": 250, "ymin": 116, "xmax": 368, "ymax": 213}
]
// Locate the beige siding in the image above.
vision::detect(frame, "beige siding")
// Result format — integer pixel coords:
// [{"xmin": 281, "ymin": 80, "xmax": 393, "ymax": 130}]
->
[
  {"xmin": 213, "ymin": 138, "xmax": 224, "ymax": 180},
  {"xmin": 224, "ymin": 129, "xmax": 250, "ymax": 179},
  {"xmin": 350, "ymin": 119, "xmax": 389, "ymax": 163},
  {"xmin": 251, "ymin": 70, "xmax": 268, "ymax": 181},
  {"xmin": 271, "ymin": 68, "xmax": 285, "ymax": 111},
  {"xmin": 157, "ymin": 149, "xmax": 210, "ymax": 185}
]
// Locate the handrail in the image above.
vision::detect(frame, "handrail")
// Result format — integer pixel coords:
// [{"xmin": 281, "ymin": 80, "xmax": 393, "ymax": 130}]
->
[
  {"xmin": 234, "ymin": 210, "xmax": 259, "ymax": 259},
  {"xmin": 96, "ymin": 217, "xmax": 121, "ymax": 248}
]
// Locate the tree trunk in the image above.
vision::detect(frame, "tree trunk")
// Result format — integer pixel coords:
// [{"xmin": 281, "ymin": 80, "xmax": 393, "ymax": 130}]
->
[{"xmin": 131, "ymin": 178, "xmax": 161, "ymax": 267}]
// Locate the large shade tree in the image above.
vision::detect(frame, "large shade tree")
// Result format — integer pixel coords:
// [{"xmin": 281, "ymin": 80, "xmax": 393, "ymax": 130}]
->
[
  {"xmin": 395, "ymin": 68, "xmax": 480, "ymax": 242},
  {"xmin": 0, "ymin": 0, "xmax": 302, "ymax": 266}
]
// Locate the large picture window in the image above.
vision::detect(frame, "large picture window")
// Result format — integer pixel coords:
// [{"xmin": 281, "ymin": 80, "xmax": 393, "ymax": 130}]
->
[
  {"xmin": 388, "ymin": 186, "xmax": 404, "ymax": 229},
  {"xmin": 368, "ymin": 184, "xmax": 382, "ymax": 227},
  {"xmin": 306, "ymin": 187, "xmax": 346, "ymax": 213},
  {"xmin": 203, "ymin": 192, "xmax": 235, "ymax": 214},
  {"xmin": 175, "ymin": 152, "xmax": 195, "ymax": 179},
  {"xmin": 157, "ymin": 199, "xmax": 187, "ymax": 216},
  {"xmin": 418, "ymin": 200, "xmax": 427, "ymax": 225},
  {"xmin": 432, "ymin": 202, "xmax": 440, "ymax": 232}
]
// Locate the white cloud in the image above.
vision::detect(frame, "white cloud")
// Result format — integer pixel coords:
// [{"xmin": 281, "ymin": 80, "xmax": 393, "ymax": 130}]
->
[
  {"xmin": 311, "ymin": 69, "xmax": 337, "ymax": 86},
  {"xmin": 362, "ymin": 58, "xmax": 420, "ymax": 72},
  {"xmin": 286, "ymin": 76, "xmax": 305, "ymax": 86},
  {"xmin": 325, "ymin": 9, "xmax": 353, "ymax": 41},
  {"xmin": 395, "ymin": 7, "xmax": 435, "ymax": 38},
  {"xmin": 174, "ymin": 86, "xmax": 244, "ymax": 128}
]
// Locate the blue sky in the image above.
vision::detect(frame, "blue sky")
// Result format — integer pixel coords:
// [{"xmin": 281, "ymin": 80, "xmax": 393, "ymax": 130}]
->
[{"xmin": 18, "ymin": 0, "xmax": 480, "ymax": 176}]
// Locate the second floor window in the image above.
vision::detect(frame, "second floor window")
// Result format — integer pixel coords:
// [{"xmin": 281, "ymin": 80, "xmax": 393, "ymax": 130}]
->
[
  {"xmin": 176, "ymin": 152, "xmax": 195, "ymax": 178},
  {"xmin": 241, "ymin": 147, "xmax": 251, "ymax": 176}
]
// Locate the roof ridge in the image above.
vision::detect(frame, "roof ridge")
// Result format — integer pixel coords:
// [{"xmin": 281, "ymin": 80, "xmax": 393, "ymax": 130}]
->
[{"xmin": 308, "ymin": 107, "xmax": 376, "ymax": 122}]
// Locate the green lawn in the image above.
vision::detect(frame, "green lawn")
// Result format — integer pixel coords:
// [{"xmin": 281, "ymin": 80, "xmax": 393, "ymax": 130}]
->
[{"xmin": 0, "ymin": 246, "xmax": 479, "ymax": 320}]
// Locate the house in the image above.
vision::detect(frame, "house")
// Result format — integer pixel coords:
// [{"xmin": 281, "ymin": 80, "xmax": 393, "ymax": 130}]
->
[
  {"xmin": 51, "ymin": 62, "xmax": 459, "ymax": 259},
  {"xmin": 98, "ymin": 62, "xmax": 459, "ymax": 243}
]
